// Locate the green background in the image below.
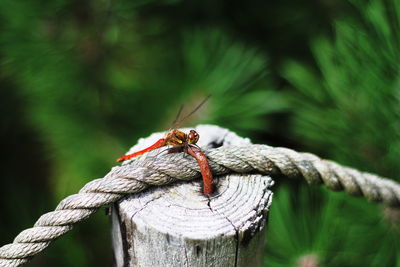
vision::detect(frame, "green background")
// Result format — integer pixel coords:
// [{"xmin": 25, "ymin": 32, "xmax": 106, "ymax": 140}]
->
[{"xmin": 1, "ymin": 0, "xmax": 399, "ymax": 266}]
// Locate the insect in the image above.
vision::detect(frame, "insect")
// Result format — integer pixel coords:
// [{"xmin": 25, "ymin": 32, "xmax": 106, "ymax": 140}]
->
[{"xmin": 116, "ymin": 96, "xmax": 213, "ymax": 195}]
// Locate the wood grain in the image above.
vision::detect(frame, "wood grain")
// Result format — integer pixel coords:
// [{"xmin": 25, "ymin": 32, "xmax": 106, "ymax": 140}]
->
[{"xmin": 111, "ymin": 174, "xmax": 273, "ymax": 267}]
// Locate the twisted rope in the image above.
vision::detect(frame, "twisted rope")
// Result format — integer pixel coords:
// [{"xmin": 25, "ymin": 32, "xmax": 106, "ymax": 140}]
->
[{"xmin": 0, "ymin": 125, "xmax": 399, "ymax": 266}]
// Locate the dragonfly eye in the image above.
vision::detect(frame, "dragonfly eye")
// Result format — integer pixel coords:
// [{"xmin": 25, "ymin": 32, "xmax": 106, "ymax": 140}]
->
[{"xmin": 188, "ymin": 130, "xmax": 199, "ymax": 144}]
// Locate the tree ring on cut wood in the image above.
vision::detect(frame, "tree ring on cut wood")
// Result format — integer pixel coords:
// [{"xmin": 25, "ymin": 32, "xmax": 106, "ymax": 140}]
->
[{"xmin": 111, "ymin": 174, "xmax": 273, "ymax": 267}]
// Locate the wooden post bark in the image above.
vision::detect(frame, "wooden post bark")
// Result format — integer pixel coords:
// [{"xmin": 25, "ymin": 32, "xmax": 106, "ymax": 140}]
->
[{"xmin": 110, "ymin": 174, "xmax": 273, "ymax": 267}]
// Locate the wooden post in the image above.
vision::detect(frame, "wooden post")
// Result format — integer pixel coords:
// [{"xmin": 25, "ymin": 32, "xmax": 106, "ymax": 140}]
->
[{"xmin": 110, "ymin": 174, "xmax": 273, "ymax": 267}]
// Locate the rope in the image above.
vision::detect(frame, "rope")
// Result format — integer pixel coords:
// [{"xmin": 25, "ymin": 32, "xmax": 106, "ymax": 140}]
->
[{"xmin": 0, "ymin": 125, "xmax": 399, "ymax": 266}]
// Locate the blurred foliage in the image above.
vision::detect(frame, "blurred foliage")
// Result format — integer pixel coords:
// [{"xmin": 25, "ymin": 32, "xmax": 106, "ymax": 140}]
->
[{"xmin": 0, "ymin": 0, "xmax": 399, "ymax": 266}]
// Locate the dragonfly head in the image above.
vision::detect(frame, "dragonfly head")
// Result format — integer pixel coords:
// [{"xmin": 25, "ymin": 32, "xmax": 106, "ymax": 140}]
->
[{"xmin": 188, "ymin": 130, "xmax": 199, "ymax": 144}]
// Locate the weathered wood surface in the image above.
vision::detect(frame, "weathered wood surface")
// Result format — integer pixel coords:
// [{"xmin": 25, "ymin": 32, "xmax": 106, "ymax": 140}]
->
[{"xmin": 110, "ymin": 174, "xmax": 273, "ymax": 267}]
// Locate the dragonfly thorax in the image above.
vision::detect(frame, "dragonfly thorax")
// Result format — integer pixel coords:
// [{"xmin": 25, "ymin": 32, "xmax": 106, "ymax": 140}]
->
[{"xmin": 164, "ymin": 129, "xmax": 198, "ymax": 146}]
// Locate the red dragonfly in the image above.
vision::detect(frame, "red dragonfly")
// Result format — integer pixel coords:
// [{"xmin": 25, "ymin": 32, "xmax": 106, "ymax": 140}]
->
[{"xmin": 116, "ymin": 96, "xmax": 213, "ymax": 195}]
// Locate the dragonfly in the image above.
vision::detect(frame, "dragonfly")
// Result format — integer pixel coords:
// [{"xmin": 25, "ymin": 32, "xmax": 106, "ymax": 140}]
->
[{"xmin": 116, "ymin": 96, "xmax": 214, "ymax": 195}]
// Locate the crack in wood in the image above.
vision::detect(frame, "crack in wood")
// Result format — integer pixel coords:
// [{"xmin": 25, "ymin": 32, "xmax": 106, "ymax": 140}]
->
[
  {"xmin": 113, "ymin": 204, "xmax": 131, "ymax": 267},
  {"xmin": 125, "ymin": 194, "xmax": 163, "ymax": 266},
  {"xmin": 207, "ymin": 194, "xmax": 240, "ymax": 267}
]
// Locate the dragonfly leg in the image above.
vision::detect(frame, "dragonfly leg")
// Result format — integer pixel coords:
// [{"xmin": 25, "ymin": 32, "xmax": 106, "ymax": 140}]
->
[{"xmin": 168, "ymin": 146, "xmax": 184, "ymax": 154}]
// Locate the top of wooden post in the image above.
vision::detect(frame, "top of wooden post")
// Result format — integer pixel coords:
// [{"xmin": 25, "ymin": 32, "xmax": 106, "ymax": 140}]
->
[{"xmin": 111, "ymin": 173, "xmax": 273, "ymax": 267}]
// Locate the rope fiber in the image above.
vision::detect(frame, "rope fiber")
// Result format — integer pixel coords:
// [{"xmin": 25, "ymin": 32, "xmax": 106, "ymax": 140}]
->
[{"xmin": 0, "ymin": 125, "xmax": 399, "ymax": 266}]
